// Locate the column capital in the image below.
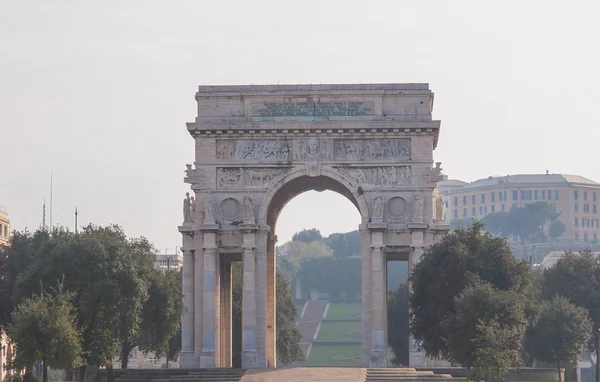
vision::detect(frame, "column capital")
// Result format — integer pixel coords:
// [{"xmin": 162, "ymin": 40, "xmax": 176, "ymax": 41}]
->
[
  {"xmin": 182, "ymin": 248, "xmax": 194, "ymax": 256},
  {"xmin": 240, "ymin": 223, "xmax": 259, "ymax": 233}
]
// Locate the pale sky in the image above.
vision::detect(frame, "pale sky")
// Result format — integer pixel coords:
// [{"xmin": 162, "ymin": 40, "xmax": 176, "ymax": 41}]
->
[{"xmin": 1, "ymin": 1, "xmax": 599, "ymax": 251}]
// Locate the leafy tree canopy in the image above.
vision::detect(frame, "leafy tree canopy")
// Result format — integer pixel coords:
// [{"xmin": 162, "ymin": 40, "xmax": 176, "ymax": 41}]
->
[
  {"xmin": 409, "ymin": 222, "xmax": 530, "ymax": 359},
  {"xmin": 525, "ymin": 296, "xmax": 591, "ymax": 380},
  {"xmin": 291, "ymin": 229, "xmax": 323, "ymax": 243}
]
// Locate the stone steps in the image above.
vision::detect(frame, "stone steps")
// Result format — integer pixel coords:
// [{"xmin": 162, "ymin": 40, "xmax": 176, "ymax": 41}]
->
[
  {"xmin": 114, "ymin": 369, "xmax": 246, "ymax": 382},
  {"xmin": 366, "ymin": 368, "xmax": 466, "ymax": 382}
]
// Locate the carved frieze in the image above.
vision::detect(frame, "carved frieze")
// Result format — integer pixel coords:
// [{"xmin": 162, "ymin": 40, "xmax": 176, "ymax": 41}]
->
[
  {"xmin": 216, "ymin": 140, "xmax": 291, "ymax": 162},
  {"xmin": 340, "ymin": 166, "xmax": 412, "ymax": 186},
  {"xmin": 217, "ymin": 167, "xmax": 287, "ymax": 189},
  {"xmin": 292, "ymin": 138, "xmax": 334, "ymax": 161},
  {"xmin": 335, "ymin": 139, "xmax": 410, "ymax": 161}
]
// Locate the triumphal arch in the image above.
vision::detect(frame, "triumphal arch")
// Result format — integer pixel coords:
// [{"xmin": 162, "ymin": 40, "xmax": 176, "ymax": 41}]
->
[{"xmin": 178, "ymin": 83, "xmax": 449, "ymax": 369}]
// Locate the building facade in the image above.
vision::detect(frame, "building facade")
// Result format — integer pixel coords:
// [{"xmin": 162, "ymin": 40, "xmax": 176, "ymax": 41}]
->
[
  {"xmin": 0, "ymin": 207, "xmax": 10, "ymax": 246},
  {"xmin": 1, "ymin": 207, "xmax": 12, "ymax": 381},
  {"xmin": 446, "ymin": 174, "xmax": 600, "ymax": 242}
]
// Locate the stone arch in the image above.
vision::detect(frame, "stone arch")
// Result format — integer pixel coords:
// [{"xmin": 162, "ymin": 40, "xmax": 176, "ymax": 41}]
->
[{"xmin": 257, "ymin": 166, "xmax": 370, "ymax": 228}]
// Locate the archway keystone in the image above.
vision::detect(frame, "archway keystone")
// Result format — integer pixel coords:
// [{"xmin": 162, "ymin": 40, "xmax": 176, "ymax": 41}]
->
[{"xmin": 178, "ymin": 83, "xmax": 449, "ymax": 368}]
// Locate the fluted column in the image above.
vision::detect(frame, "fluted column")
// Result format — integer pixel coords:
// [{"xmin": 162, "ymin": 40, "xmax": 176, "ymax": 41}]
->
[
  {"xmin": 241, "ymin": 225, "xmax": 258, "ymax": 368},
  {"xmin": 370, "ymin": 229, "xmax": 387, "ymax": 367},
  {"xmin": 180, "ymin": 248, "xmax": 195, "ymax": 367},
  {"xmin": 199, "ymin": 231, "xmax": 218, "ymax": 367}
]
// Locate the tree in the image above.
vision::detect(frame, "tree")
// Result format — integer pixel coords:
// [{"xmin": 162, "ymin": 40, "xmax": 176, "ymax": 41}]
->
[
  {"xmin": 231, "ymin": 266, "xmax": 304, "ymax": 366},
  {"xmin": 138, "ymin": 269, "xmax": 184, "ymax": 366},
  {"xmin": 441, "ymin": 281, "xmax": 527, "ymax": 375},
  {"xmin": 542, "ymin": 250, "xmax": 600, "ymax": 377},
  {"xmin": 323, "ymin": 231, "xmax": 361, "ymax": 257},
  {"xmin": 291, "ymin": 229, "xmax": 323, "ymax": 243},
  {"xmin": 387, "ymin": 284, "xmax": 409, "ymax": 366},
  {"xmin": 526, "ymin": 296, "xmax": 592, "ymax": 382},
  {"xmin": 549, "ymin": 220, "xmax": 566, "ymax": 240},
  {"xmin": 481, "ymin": 212, "xmax": 511, "ymax": 237},
  {"xmin": 7, "ymin": 283, "xmax": 82, "ymax": 382},
  {"xmin": 507, "ymin": 202, "xmax": 558, "ymax": 243},
  {"xmin": 472, "ymin": 319, "xmax": 525, "ymax": 382},
  {"xmin": 409, "ymin": 222, "xmax": 530, "ymax": 359},
  {"xmin": 450, "ymin": 217, "xmax": 477, "ymax": 231},
  {"xmin": 112, "ymin": 236, "xmax": 156, "ymax": 369},
  {"xmin": 275, "ymin": 270, "xmax": 304, "ymax": 364}
]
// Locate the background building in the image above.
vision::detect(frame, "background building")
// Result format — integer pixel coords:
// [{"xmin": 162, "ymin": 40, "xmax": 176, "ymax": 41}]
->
[
  {"xmin": 154, "ymin": 252, "xmax": 183, "ymax": 272},
  {"xmin": 0, "ymin": 206, "xmax": 10, "ymax": 246},
  {"xmin": 1, "ymin": 207, "xmax": 12, "ymax": 381},
  {"xmin": 445, "ymin": 174, "xmax": 600, "ymax": 242}
]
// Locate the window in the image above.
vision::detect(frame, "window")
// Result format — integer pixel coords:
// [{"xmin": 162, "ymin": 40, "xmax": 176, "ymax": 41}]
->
[
  {"xmin": 454, "ymin": 209, "xmax": 458, "ymax": 218},
  {"xmin": 575, "ymin": 190, "xmax": 579, "ymax": 200},
  {"xmin": 445, "ymin": 201, "xmax": 449, "ymax": 209},
  {"xmin": 575, "ymin": 232, "xmax": 580, "ymax": 241},
  {"xmin": 575, "ymin": 218, "xmax": 579, "ymax": 227},
  {"xmin": 521, "ymin": 190, "xmax": 532, "ymax": 200},
  {"xmin": 481, "ymin": 194, "xmax": 486, "ymax": 203},
  {"xmin": 584, "ymin": 191, "xmax": 588, "ymax": 201},
  {"xmin": 463, "ymin": 196, "xmax": 467, "ymax": 205},
  {"xmin": 584, "ymin": 204, "xmax": 590, "ymax": 213},
  {"xmin": 594, "ymin": 192, "xmax": 597, "ymax": 202},
  {"xmin": 575, "ymin": 203, "xmax": 579, "ymax": 212},
  {"xmin": 472, "ymin": 207, "xmax": 476, "ymax": 216},
  {"xmin": 501, "ymin": 204, "xmax": 505, "ymax": 211},
  {"xmin": 454, "ymin": 197, "xmax": 458, "ymax": 206},
  {"xmin": 594, "ymin": 233, "xmax": 598, "ymax": 243},
  {"xmin": 548, "ymin": 190, "xmax": 559, "ymax": 200},
  {"xmin": 491, "ymin": 192, "xmax": 495, "ymax": 202},
  {"xmin": 491, "ymin": 205, "xmax": 495, "ymax": 213},
  {"xmin": 463, "ymin": 208, "xmax": 467, "ymax": 217},
  {"xmin": 512, "ymin": 191, "xmax": 518, "ymax": 200},
  {"xmin": 535, "ymin": 190, "xmax": 546, "ymax": 200},
  {"xmin": 472, "ymin": 195, "xmax": 476, "ymax": 204},
  {"xmin": 594, "ymin": 205, "xmax": 597, "ymax": 214},
  {"xmin": 480, "ymin": 206, "xmax": 483, "ymax": 215},
  {"xmin": 584, "ymin": 233, "xmax": 589, "ymax": 242},
  {"xmin": 499, "ymin": 191, "xmax": 507, "ymax": 201},
  {"xmin": 512, "ymin": 203, "xmax": 517, "ymax": 209},
  {"xmin": 592, "ymin": 219, "xmax": 599, "ymax": 228},
  {"xmin": 582, "ymin": 218, "xmax": 589, "ymax": 228}
]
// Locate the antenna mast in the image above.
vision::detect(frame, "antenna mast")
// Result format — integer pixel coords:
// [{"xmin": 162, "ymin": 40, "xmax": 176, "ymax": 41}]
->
[
  {"xmin": 49, "ymin": 171, "xmax": 53, "ymax": 230},
  {"xmin": 75, "ymin": 207, "xmax": 78, "ymax": 234}
]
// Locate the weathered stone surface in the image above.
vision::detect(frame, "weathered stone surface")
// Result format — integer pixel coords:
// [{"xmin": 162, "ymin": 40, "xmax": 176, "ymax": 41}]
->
[{"xmin": 179, "ymin": 83, "xmax": 449, "ymax": 368}]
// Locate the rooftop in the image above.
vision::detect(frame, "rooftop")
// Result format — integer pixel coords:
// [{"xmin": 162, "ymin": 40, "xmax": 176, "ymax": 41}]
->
[{"xmin": 449, "ymin": 173, "xmax": 600, "ymax": 192}]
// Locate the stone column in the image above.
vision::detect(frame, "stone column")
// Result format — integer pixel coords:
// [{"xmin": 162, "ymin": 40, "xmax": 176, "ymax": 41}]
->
[
  {"xmin": 241, "ymin": 224, "xmax": 259, "ymax": 368},
  {"xmin": 255, "ymin": 229, "xmax": 269, "ymax": 367},
  {"xmin": 180, "ymin": 248, "xmax": 195, "ymax": 368},
  {"xmin": 220, "ymin": 258, "xmax": 232, "ymax": 367},
  {"xmin": 193, "ymin": 233, "xmax": 204, "ymax": 365},
  {"xmin": 369, "ymin": 227, "xmax": 387, "ymax": 367},
  {"xmin": 360, "ymin": 226, "xmax": 372, "ymax": 367},
  {"xmin": 200, "ymin": 231, "xmax": 218, "ymax": 367},
  {"xmin": 266, "ymin": 234, "xmax": 277, "ymax": 367},
  {"xmin": 408, "ymin": 225, "xmax": 426, "ymax": 367}
]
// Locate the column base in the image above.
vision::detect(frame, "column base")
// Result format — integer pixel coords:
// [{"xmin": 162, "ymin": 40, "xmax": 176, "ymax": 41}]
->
[
  {"xmin": 179, "ymin": 351, "xmax": 196, "ymax": 368},
  {"xmin": 199, "ymin": 350, "xmax": 216, "ymax": 367},
  {"xmin": 242, "ymin": 350, "xmax": 259, "ymax": 369},
  {"xmin": 369, "ymin": 350, "xmax": 387, "ymax": 368}
]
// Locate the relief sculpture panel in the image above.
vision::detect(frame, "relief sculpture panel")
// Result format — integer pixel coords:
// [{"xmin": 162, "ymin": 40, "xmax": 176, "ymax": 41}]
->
[
  {"xmin": 217, "ymin": 167, "xmax": 288, "ymax": 189},
  {"xmin": 340, "ymin": 166, "xmax": 412, "ymax": 186},
  {"xmin": 335, "ymin": 139, "xmax": 410, "ymax": 161},
  {"xmin": 217, "ymin": 140, "xmax": 290, "ymax": 162}
]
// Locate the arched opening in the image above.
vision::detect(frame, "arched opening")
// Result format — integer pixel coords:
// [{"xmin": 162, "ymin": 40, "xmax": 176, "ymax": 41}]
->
[{"xmin": 270, "ymin": 176, "xmax": 364, "ymax": 367}]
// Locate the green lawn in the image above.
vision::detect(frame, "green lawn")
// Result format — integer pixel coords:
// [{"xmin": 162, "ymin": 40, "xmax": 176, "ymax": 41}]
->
[
  {"xmin": 325, "ymin": 302, "xmax": 361, "ymax": 320},
  {"xmin": 305, "ymin": 344, "xmax": 362, "ymax": 366},
  {"xmin": 317, "ymin": 321, "xmax": 362, "ymax": 341}
]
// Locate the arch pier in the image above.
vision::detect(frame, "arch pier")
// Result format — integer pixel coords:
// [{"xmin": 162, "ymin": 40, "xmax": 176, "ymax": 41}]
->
[{"xmin": 178, "ymin": 83, "xmax": 449, "ymax": 368}]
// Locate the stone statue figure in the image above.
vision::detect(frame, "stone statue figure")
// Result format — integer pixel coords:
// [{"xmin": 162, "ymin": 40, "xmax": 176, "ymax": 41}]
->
[
  {"xmin": 306, "ymin": 138, "xmax": 320, "ymax": 160},
  {"xmin": 373, "ymin": 195, "xmax": 385, "ymax": 221},
  {"xmin": 204, "ymin": 194, "xmax": 215, "ymax": 223},
  {"xmin": 412, "ymin": 192, "xmax": 424, "ymax": 221},
  {"xmin": 243, "ymin": 195, "xmax": 254, "ymax": 223},
  {"xmin": 183, "ymin": 192, "xmax": 192, "ymax": 223},
  {"xmin": 435, "ymin": 191, "xmax": 445, "ymax": 221}
]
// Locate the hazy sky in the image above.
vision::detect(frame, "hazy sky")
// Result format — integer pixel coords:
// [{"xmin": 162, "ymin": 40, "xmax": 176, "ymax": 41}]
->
[{"xmin": 1, "ymin": 1, "xmax": 599, "ymax": 251}]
